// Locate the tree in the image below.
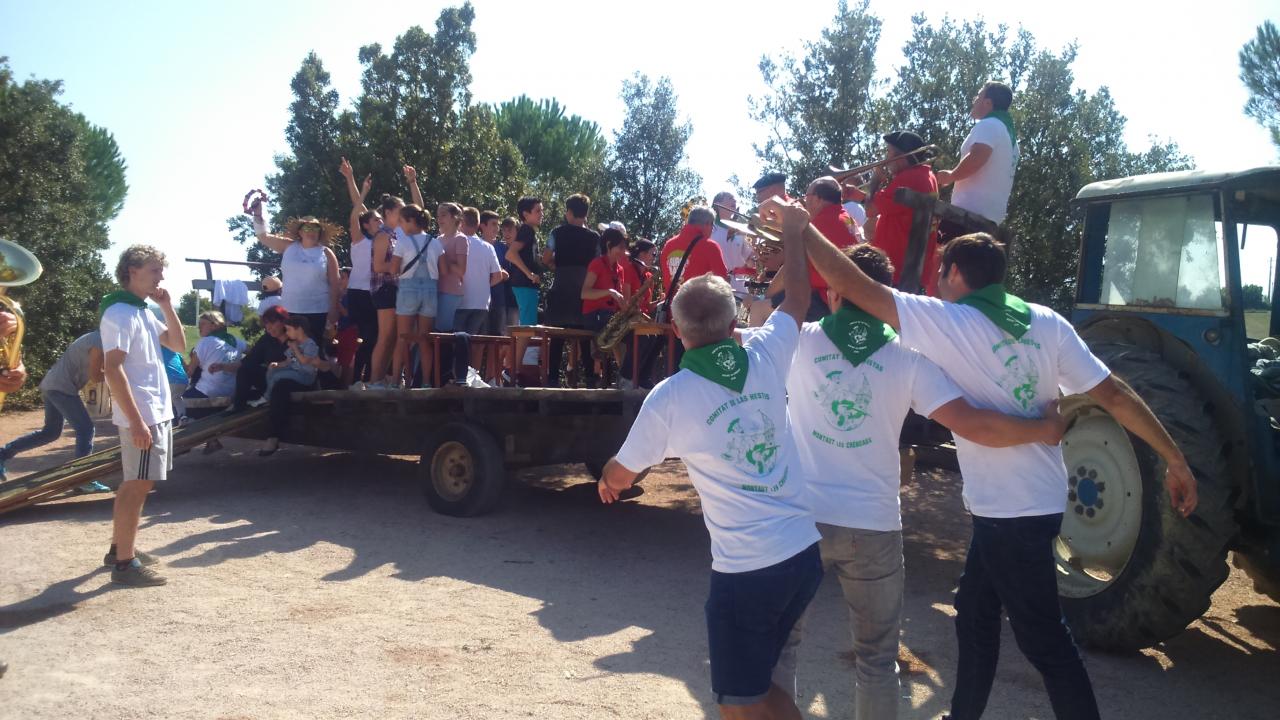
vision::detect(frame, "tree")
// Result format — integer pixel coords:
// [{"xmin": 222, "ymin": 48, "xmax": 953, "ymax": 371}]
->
[
  {"xmin": 0, "ymin": 58, "xmax": 122, "ymax": 407},
  {"xmin": 749, "ymin": 0, "xmax": 883, "ymax": 195},
  {"xmin": 230, "ymin": 3, "xmax": 530, "ymax": 272},
  {"xmin": 876, "ymin": 18, "xmax": 1192, "ymax": 311},
  {"xmin": 177, "ymin": 290, "xmax": 213, "ymax": 326},
  {"xmin": 495, "ymin": 95, "xmax": 613, "ymax": 224},
  {"xmin": 1240, "ymin": 21, "xmax": 1280, "ymax": 151},
  {"xmin": 607, "ymin": 74, "xmax": 702, "ymax": 240},
  {"xmin": 1243, "ymin": 283, "xmax": 1269, "ymax": 310}
]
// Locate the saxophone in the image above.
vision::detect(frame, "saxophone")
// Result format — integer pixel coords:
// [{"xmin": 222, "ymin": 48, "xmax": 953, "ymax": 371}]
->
[
  {"xmin": 596, "ymin": 272, "xmax": 658, "ymax": 353},
  {"xmin": 0, "ymin": 240, "xmax": 43, "ymax": 411}
]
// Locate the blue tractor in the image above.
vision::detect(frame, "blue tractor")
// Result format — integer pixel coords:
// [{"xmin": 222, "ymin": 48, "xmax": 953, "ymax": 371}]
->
[{"xmin": 1058, "ymin": 166, "xmax": 1280, "ymax": 649}]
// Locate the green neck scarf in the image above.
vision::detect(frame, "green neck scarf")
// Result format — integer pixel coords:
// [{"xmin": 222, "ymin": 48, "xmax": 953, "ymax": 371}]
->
[
  {"xmin": 98, "ymin": 290, "xmax": 147, "ymax": 320},
  {"xmin": 819, "ymin": 305, "xmax": 896, "ymax": 367},
  {"xmin": 987, "ymin": 110, "xmax": 1018, "ymax": 151},
  {"xmin": 680, "ymin": 339, "xmax": 749, "ymax": 393},
  {"xmin": 211, "ymin": 329, "xmax": 238, "ymax": 347},
  {"xmin": 958, "ymin": 284, "xmax": 1031, "ymax": 339}
]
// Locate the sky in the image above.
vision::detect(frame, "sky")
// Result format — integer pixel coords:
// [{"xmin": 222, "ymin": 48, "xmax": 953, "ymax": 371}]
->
[{"xmin": 1, "ymin": 0, "xmax": 1277, "ymax": 297}]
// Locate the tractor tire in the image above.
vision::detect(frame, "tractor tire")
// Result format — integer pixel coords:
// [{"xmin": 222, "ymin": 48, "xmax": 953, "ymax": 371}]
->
[
  {"xmin": 419, "ymin": 422, "xmax": 506, "ymax": 517},
  {"xmin": 1233, "ymin": 551, "xmax": 1280, "ymax": 604},
  {"xmin": 1056, "ymin": 343, "xmax": 1238, "ymax": 650}
]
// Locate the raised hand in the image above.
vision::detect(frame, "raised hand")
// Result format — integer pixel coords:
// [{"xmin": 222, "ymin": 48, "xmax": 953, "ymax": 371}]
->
[
  {"xmin": 149, "ymin": 287, "xmax": 172, "ymax": 306},
  {"xmin": 339, "ymin": 156, "xmax": 353, "ymax": 179},
  {"xmin": 403, "ymin": 165, "xmax": 417, "ymax": 184},
  {"xmin": 360, "ymin": 174, "xmax": 373, "ymax": 198}
]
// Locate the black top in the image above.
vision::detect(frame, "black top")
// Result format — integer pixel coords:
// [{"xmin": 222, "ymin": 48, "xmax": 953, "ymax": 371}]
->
[
  {"xmin": 550, "ymin": 223, "xmax": 600, "ymax": 269},
  {"xmin": 507, "ymin": 224, "xmax": 543, "ymax": 288},
  {"xmin": 244, "ymin": 334, "xmax": 287, "ymax": 369}
]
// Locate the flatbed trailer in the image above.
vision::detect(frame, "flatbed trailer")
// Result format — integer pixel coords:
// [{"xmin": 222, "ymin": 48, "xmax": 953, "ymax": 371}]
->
[{"xmin": 0, "ymin": 387, "xmax": 646, "ymax": 518}]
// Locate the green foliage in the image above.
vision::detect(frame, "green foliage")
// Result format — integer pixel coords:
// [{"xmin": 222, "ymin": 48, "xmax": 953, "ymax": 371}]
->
[
  {"xmin": 757, "ymin": 13, "xmax": 1193, "ymax": 312},
  {"xmin": 1240, "ymin": 21, "xmax": 1280, "ymax": 151},
  {"xmin": 177, "ymin": 289, "xmax": 213, "ymax": 326},
  {"xmin": 0, "ymin": 57, "xmax": 122, "ymax": 408},
  {"xmin": 750, "ymin": 0, "xmax": 884, "ymax": 195},
  {"xmin": 230, "ymin": 3, "xmax": 533, "ymax": 275},
  {"xmin": 607, "ymin": 74, "xmax": 702, "ymax": 240},
  {"xmin": 1243, "ymin": 283, "xmax": 1270, "ymax": 310},
  {"xmin": 494, "ymin": 95, "xmax": 613, "ymax": 226}
]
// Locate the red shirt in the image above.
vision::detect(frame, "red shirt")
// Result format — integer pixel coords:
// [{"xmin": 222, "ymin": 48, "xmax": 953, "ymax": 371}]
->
[
  {"xmin": 660, "ymin": 225, "xmax": 728, "ymax": 294},
  {"xmin": 873, "ymin": 163, "xmax": 939, "ymax": 293},
  {"xmin": 622, "ymin": 260, "xmax": 654, "ymax": 315},
  {"xmin": 583, "ymin": 256, "xmax": 625, "ymax": 314},
  {"xmin": 809, "ymin": 203, "xmax": 859, "ymax": 290}
]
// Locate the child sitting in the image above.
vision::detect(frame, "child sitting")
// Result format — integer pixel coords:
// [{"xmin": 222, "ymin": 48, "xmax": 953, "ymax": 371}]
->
[{"xmin": 247, "ymin": 316, "xmax": 321, "ymax": 406}]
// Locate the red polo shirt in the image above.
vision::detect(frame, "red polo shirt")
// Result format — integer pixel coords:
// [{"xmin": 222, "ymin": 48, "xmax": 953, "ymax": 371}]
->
[
  {"xmin": 660, "ymin": 225, "xmax": 728, "ymax": 293},
  {"xmin": 873, "ymin": 163, "xmax": 939, "ymax": 294},
  {"xmin": 809, "ymin": 203, "xmax": 859, "ymax": 290}
]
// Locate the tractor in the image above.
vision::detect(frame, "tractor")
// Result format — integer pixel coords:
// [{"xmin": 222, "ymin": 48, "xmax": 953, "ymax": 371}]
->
[{"xmin": 1058, "ymin": 166, "xmax": 1280, "ymax": 650}]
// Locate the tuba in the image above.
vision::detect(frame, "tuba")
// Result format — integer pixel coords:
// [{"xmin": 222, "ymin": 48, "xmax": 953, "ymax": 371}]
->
[{"xmin": 0, "ymin": 239, "xmax": 43, "ymax": 410}]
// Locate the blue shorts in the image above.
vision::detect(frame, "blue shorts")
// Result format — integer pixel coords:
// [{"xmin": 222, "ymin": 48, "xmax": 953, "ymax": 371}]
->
[
  {"xmin": 705, "ymin": 543, "xmax": 823, "ymax": 705},
  {"xmin": 396, "ymin": 276, "xmax": 437, "ymax": 318},
  {"xmin": 436, "ymin": 291, "xmax": 464, "ymax": 332},
  {"xmin": 512, "ymin": 286, "xmax": 540, "ymax": 326}
]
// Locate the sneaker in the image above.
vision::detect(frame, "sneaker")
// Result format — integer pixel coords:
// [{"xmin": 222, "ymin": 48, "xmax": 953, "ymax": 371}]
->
[
  {"xmin": 74, "ymin": 481, "xmax": 112, "ymax": 494},
  {"xmin": 246, "ymin": 396, "xmax": 268, "ymax": 408},
  {"xmin": 111, "ymin": 558, "xmax": 167, "ymax": 587},
  {"xmin": 104, "ymin": 548, "xmax": 160, "ymax": 567}
]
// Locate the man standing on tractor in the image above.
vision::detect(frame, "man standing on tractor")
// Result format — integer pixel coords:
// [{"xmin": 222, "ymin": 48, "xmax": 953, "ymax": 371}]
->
[
  {"xmin": 936, "ymin": 81, "xmax": 1020, "ymax": 239},
  {"xmin": 764, "ymin": 196, "xmax": 1198, "ymax": 720}
]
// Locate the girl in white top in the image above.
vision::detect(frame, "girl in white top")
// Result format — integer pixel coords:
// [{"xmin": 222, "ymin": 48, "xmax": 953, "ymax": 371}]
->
[{"xmin": 250, "ymin": 200, "xmax": 342, "ymax": 347}]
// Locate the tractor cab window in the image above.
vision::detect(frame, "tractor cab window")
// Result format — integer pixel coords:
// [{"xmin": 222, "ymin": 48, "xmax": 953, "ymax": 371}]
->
[{"xmin": 1099, "ymin": 194, "xmax": 1226, "ymax": 310}]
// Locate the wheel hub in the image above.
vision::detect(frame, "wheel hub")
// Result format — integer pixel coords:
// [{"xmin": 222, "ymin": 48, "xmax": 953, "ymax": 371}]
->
[
  {"xmin": 431, "ymin": 441, "xmax": 475, "ymax": 502},
  {"xmin": 1056, "ymin": 408, "xmax": 1144, "ymax": 598}
]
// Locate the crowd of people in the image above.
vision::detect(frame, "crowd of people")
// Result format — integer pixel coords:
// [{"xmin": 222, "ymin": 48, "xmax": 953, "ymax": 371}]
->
[{"xmin": 0, "ymin": 81, "xmax": 1204, "ymax": 720}]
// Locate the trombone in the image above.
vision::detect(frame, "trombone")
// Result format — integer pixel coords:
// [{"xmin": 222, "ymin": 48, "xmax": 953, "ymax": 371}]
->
[{"xmin": 828, "ymin": 144, "xmax": 941, "ymax": 187}]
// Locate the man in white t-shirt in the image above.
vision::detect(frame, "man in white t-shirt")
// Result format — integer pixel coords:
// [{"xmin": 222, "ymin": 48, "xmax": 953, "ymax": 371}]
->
[
  {"xmin": 936, "ymin": 81, "xmax": 1019, "ymax": 230},
  {"xmin": 456, "ymin": 207, "xmax": 508, "ymax": 372},
  {"xmin": 599, "ymin": 214, "xmax": 821, "ymax": 717},
  {"xmin": 768, "ymin": 200, "xmax": 1198, "ymax": 720},
  {"xmin": 776, "ymin": 243, "xmax": 1067, "ymax": 720},
  {"xmin": 100, "ymin": 245, "xmax": 186, "ymax": 587},
  {"xmin": 711, "ymin": 191, "xmax": 756, "ymax": 287}
]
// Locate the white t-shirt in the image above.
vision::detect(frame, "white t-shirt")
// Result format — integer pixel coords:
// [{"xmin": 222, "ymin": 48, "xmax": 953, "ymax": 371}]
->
[
  {"xmin": 393, "ymin": 230, "xmax": 437, "ymax": 281},
  {"xmin": 280, "ymin": 243, "xmax": 331, "ymax": 314},
  {"xmin": 100, "ymin": 303, "xmax": 174, "ymax": 428},
  {"xmin": 461, "ymin": 235, "xmax": 502, "ymax": 310},
  {"xmin": 789, "ymin": 323, "xmax": 961, "ymax": 530},
  {"xmin": 893, "ymin": 291, "xmax": 1111, "ymax": 518},
  {"xmin": 349, "ymin": 236, "xmax": 373, "ymax": 291},
  {"xmin": 711, "ymin": 224, "xmax": 754, "ymax": 272},
  {"xmin": 615, "ymin": 311, "xmax": 819, "ymax": 573},
  {"xmin": 193, "ymin": 335, "xmax": 245, "ymax": 398},
  {"xmin": 841, "ymin": 201, "xmax": 868, "ymax": 231},
  {"xmin": 257, "ymin": 295, "xmax": 284, "ymax": 316},
  {"xmin": 950, "ymin": 116, "xmax": 1019, "ymax": 224}
]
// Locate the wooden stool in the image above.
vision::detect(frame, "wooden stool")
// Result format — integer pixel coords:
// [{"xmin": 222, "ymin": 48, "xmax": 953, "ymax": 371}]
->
[
  {"xmin": 629, "ymin": 322, "xmax": 678, "ymax": 386},
  {"xmin": 428, "ymin": 332, "xmax": 516, "ymax": 386}
]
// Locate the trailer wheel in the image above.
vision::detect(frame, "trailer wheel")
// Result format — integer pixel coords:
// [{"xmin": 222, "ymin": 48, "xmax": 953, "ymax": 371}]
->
[
  {"xmin": 420, "ymin": 423, "xmax": 506, "ymax": 517},
  {"xmin": 1056, "ymin": 343, "xmax": 1238, "ymax": 650}
]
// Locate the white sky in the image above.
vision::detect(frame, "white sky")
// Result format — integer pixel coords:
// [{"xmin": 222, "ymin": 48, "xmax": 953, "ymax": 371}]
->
[{"xmin": 1, "ymin": 0, "xmax": 1276, "ymax": 297}]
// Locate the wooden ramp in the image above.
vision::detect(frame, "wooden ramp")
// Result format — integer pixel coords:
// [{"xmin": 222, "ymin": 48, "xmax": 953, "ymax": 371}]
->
[{"xmin": 0, "ymin": 407, "xmax": 269, "ymax": 516}]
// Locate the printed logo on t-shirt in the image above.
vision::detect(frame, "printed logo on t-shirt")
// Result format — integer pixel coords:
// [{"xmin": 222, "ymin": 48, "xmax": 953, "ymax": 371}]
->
[
  {"xmin": 815, "ymin": 370, "xmax": 873, "ymax": 432},
  {"xmin": 721, "ymin": 409, "xmax": 780, "ymax": 477},
  {"xmin": 993, "ymin": 337, "xmax": 1041, "ymax": 411},
  {"xmin": 665, "ymin": 251, "xmax": 685, "ymax": 283},
  {"xmin": 712, "ymin": 344, "xmax": 746, "ymax": 385}
]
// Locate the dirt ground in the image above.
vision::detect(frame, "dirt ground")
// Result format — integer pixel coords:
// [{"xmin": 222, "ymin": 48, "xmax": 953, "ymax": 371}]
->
[{"xmin": 1, "ymin": 407, "xmax": 1278, "ymax": 720}]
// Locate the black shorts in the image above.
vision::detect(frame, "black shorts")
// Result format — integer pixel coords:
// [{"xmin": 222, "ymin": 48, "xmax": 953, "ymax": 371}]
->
[{"xmin": 372, "ymin": 283, "xmax": 397, "ymax": 310}]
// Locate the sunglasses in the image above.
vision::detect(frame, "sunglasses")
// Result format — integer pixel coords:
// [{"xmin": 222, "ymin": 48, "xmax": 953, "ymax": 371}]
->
[{"xmin": 300, "ymin": 222, "xmax": 321, "ymax": 232}]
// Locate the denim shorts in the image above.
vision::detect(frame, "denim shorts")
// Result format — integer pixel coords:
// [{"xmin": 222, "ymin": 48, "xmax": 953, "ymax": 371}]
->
[
  {"xmin": 705, "ymin": 543, "xmax": 823, "ymax": 705},
  {"xmin": 396, "ymin": 276, "xmax": 437, "ymax": 317}
]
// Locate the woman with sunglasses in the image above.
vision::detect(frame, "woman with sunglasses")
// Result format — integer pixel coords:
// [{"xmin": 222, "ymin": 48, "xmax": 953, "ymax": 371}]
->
[{"xmin": 251, "ymin": 203, "xmax": 342, "ymax": 348}]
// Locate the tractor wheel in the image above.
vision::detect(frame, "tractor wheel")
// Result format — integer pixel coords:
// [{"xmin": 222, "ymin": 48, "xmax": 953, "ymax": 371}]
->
[
  {"xmin": 419, "ymin": 422, "xmax": 506, "ymax": 517},
  {"xmin": 1233, "ymin": 551, "xmax": 1280, "ymax": 604},
  {"xmin": 1056, "ymin": 343, "xmax": 1238, "ymax": 650}
]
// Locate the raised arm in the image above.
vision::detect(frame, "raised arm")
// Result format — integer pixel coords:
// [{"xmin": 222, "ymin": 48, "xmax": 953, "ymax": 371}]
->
[
  {"xmin": 763, "ymin": 198, "xmax": 899, "ymax": 329},
  {"xmin": 339, "ymin": 157, "xmax": 372, "ymax": 241},
  {"xmin": 404, "ymin": 165, "xmax": 425, "ymax": 208},
  {"xmin": 763, "ymin": 201, "xmax": 812, "ymax": 327},
  {"xmin": 931, "ymin": 398, "xmax": 1066, "ymax": 448},
  {"xmin": 250, "ymin": 201, "xmax": 293, "ymax": 255},
  {"xmin": 153, "ymin": 288, "xmax": 185, "ymax": 353},
  {"xmin": 1086, "ymin": 375, "xmax": 1198, "ymax": 516}
]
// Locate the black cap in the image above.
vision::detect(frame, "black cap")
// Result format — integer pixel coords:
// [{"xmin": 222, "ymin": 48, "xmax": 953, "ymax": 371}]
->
[
  {"xmin": 882, "ymin": 130, "xmax": 926, "ymax": 154},
  {"xmin": 753, "ymin": 171, "xmax": 787, "ymax": 191}
]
